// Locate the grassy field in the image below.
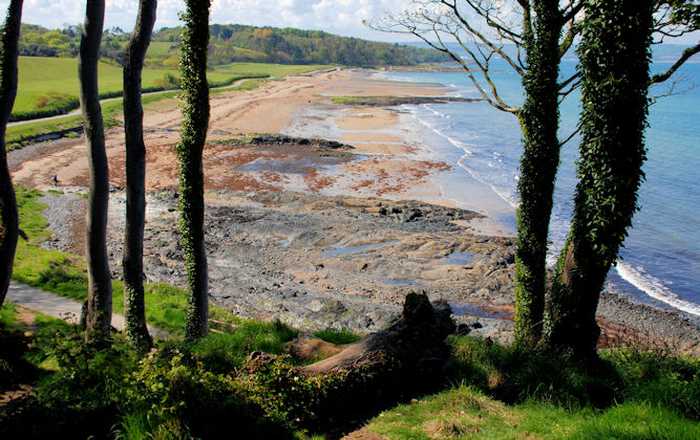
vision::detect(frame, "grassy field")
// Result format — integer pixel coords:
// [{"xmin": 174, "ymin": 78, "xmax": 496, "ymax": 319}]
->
[
  {"xmin": 13, "ymin": 56, "xmax": 329, "ymax": 120},
  {"xmin": 6, "ymin": 59, "xmax": 329, "ymax": 149},
  {"xmin": 15, "ymin": 57, "xmax": 178, "ymax": 119}
]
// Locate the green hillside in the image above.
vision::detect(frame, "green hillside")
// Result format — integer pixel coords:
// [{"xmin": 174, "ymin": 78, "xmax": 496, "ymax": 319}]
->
[{"xmin": 19, "ymin": 22, "xmax": 447, "ymax": 67}]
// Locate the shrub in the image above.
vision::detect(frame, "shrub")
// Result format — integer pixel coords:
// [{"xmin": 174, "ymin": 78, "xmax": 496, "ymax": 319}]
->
[{"xmin": 126, "ymin": 347, "xmax": 292, "ymax": 439}]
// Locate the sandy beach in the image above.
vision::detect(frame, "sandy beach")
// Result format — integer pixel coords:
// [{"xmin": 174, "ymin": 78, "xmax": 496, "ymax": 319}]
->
[{"xmin": 9, "ymin": 68, "xmax": 700, "ymax": 354}]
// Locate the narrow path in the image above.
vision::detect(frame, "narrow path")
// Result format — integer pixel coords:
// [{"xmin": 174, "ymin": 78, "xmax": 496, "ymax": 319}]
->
[
  {"xmin": 7, "ymin": 77, "xmax": 256, "ymax": 128},
  {"xmin": 6, "ymin": 282, "xmax": 169, "ymax": 339}
]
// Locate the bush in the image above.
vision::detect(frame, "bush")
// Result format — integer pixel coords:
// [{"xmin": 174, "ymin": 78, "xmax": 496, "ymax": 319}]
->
[
  {"xmin": 0, "ymin": 328, "xmax": 137, "ymax": 438},
  {"xmin": 126, "ymin": 347, "xmax": 293, "ymax": 439}
]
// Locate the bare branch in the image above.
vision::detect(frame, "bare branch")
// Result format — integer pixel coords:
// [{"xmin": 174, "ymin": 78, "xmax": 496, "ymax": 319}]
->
[
  {"xmin": 559, "ymin": 123, "xmax": 582, "ymax": 148},
  {"xmin": 651, "ymin": 43, "xmax": 700, "ymax": 84},
  {"xmin": 651, "ymin": 73, "xmax": 697, "ymax": 103},
  {"xmin": 561, "ymin": 1, "xmax": 584, "ymax": 24},
  {"xmin": 440, "ymin": 0, "xmax": 526, "ymax": 76}
]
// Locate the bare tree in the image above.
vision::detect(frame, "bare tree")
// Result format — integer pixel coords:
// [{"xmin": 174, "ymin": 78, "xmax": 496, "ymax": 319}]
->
[
  {"xmin": 80, "ymin": 0, "xmax": 112, "ymax": 342},
  {"xmin": 123, "ymin": 0, "xmax": 157, "ymax": 351},
  {"xmin": 371, "ymin": 0, "xmax": 581, "ymax": 346},
  {"xmin": 177, "ymin": 0, "xmax": 211, "ymax": 341},
  {"xmin": 0, "ymin": 0, "xmax": 23, "ymax": 309}
]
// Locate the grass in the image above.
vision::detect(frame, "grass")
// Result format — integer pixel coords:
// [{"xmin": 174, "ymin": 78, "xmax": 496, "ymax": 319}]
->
[
  {"xmin": 191, "ymin": 320, "xmax": 298, "ymax": 372},
  {"xmin": 313, "ymin": 328, "xmax": 361, "ymax": 345},
  {"xmin": 14, "ymin": 57, "xmax": 179, "ymax": 119},
  {"xmin": 364, "ymin": 386, "xmax": 700, "ymax": 440},
  {"xmin": 6, "ymin": 59, "xmax": 330, "ymax": 150},
  {"xmin": 0, "ymin": 302, "xmax": 18, "ymax": 330},
  {"xmin": 9, "ymin": 186, "xmax": 301, "ymax": 343},
  {"xmin": 355, "ymin": 335, "xmax": 700, "ymax": 439}
]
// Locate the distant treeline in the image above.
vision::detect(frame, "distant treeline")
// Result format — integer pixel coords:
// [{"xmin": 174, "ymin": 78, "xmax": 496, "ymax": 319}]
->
[{"xmin": 19, "ymin": 23, "xmax": 448, "ymax": 67}]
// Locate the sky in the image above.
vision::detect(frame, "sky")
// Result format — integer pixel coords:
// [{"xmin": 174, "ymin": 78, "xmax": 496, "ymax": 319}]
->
[
  {"xmin": 14, "ymin": 0, "xmax": 417, "ymax": 42},
  {"xmin": 9, "ymin": 0, "xmax": 700, "ymax": 44}
]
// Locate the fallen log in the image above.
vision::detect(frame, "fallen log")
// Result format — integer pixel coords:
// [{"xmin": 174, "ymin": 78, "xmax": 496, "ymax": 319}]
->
[
  {"xmin": 244, "ymin": 292, "xmax": 455, "ymax": 435},
  {"xmin": 303, "ymin": 292, "xmax": 455, "ymax": 375}
]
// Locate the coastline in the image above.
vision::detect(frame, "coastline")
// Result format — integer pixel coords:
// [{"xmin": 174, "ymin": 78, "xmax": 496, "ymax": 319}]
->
[{"xmin": 7, "ymin": 67, "xmax": 700, "ymax": 354}]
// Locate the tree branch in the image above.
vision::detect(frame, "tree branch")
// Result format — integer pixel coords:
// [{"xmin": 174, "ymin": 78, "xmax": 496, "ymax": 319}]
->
[{"xmin": 650, "ymin": 42, "xmax": 700, "ymax": 84}]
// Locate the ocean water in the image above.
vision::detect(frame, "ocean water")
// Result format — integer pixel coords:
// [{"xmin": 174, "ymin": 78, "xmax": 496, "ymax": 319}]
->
[{"xmin": 379, "ymin": 54, "xmax": 700, "ymax": 316}]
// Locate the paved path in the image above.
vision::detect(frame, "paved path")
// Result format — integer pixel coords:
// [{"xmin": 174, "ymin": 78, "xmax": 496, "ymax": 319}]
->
[
  {"xmin": 7, "ymin": 282, "xmax": 169, "ymax": 339},
  {"xmin": 8, "ymin": 78, "xmax": 257, "ymax": 128}
]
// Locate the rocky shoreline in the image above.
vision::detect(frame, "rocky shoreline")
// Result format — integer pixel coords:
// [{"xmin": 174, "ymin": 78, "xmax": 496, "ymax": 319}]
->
[
  {"xmin": 10, "ymin": 67, "xmax": 699, "ymax": 355},
  {"xmin": 37, "ymin": 159, "xmax": 700, "ymax": 355}
]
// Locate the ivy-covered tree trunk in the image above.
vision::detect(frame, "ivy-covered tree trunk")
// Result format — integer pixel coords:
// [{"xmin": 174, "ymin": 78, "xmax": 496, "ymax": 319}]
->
[
  {"xmin": 0, "ymin": 0, "xmax": 23, "ymax": 309},
  {"xmin": 513, "ymin": 1, "xmax": 563, "ymax": 346},
  {"xmin": 177, "ymin": 0, "xmax": 211, "ymax": 341},
  {"xmin": 122, "ymin": 0, "xmax": 157, "ymax": 351},
  {"xmin": 79, "ymin": 0, "xmax": 112, "ymax": 342},
  {"xmin": 544, "ymin": 0, "xmax": 654, "ymax": 357}
]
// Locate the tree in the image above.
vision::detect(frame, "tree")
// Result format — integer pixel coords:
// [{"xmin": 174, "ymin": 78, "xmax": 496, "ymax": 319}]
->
[
  {"xmin": 544, "ymin": 0, "xmax": 700, "ymax": 357},
  {"xmin": 374, "ymin": 0, "xmax": 698, "ymax": 356},
  {"xmin": 79, "ymin": 0, "xmax": 112, "ymax": 342},
  {"xmin": 122, "ymin": 0, "xmax": 157, "ymax": 351},
  {"xmin": 0, "ymin": 0, "xmax": 23, "ymax": 309},
  {"xmin": 371, "ymin": 0, "xmax": 581, "ymax": 346},
  {"xmin": 177, "ymin": 0, "xmax": 211, "ymax": 341}
]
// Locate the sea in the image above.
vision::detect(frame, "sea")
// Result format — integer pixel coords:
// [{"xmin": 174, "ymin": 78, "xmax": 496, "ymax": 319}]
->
[{"xmin": 376, "ymin": 47, "xmax": 700, "ymax": 317}]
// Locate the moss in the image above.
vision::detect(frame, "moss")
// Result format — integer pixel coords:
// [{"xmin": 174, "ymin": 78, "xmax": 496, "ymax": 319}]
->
[
  {"xmin": 176, "ymin": 0, "xmax": 211, "ymax": 341},
  {"xmin": 313, "ymin": 328, "xmax": 361, "ymax": 345},
  {"xmin": 512, "ymin": 1, "xmax": 563, "ymax": 347}
]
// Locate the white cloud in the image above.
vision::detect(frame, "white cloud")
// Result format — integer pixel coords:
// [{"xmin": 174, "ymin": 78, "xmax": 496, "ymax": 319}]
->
[
  {"xmin": 3, "ymin": 0, "xmax": 698, "ymax": 45},
  {"xmin": 2, "ymin": 0, "xmax": 415, "ymax": 41}
]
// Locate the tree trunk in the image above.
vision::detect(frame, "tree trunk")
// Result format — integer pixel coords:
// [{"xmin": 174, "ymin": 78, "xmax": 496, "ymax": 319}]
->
[
  {"xmin": 513, "ymin": 1, "xmax": 562, "ymax": 347},
  {"xmin": 177, "ymin": 0, "xmax": 211, "ymax": 341},
  {"xmin": 544, "ymin": 0, "xmax": 654, "ymax": 358},
  {"xmin": 122, "ymin": 0, "xmax": 157, "ymax": 351},
  {"xmin": 0, "ymin": 0, "xmax": 23, "ymax": 309},
  {"xmin": 247, "ymin": 293, "xmax": 455, "ymax": 433},
  {"xmin": 79, "ymin": 0, "xmax": 112, "ymax": 342}
]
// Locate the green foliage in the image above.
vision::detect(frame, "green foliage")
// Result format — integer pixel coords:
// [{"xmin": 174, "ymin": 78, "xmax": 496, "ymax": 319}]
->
[
  {"xmin": 448, "ymin": 336, "xmax": 620, "ymax": 408},
  {"xmin": 156, "ymin": 23, "xmax": 447, "ymax": 67},
  {"xmin": 237, "ymin": 355, "xmax": 346, "ymax": 430},
  {"xmin": 19, "ymin": 22, "xmax": 445, "ymax": 68},
  {"xmin": 0, "ymin": 301, "xmax": 17, "ymax": 329},
  {"xmin": 604, "ymin": 348, "xmax": 700, "ymax": 419},
  {"xmin": 191, "ymin": 320, "xmax": 297, "ymax": 373},
  {"xmin": 36, "ymin": 331, "xmax": 137, "ymax": 411},
  {"xmin": 313, "ymin": 328, "xmax": 361, "ymax": 345}
]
